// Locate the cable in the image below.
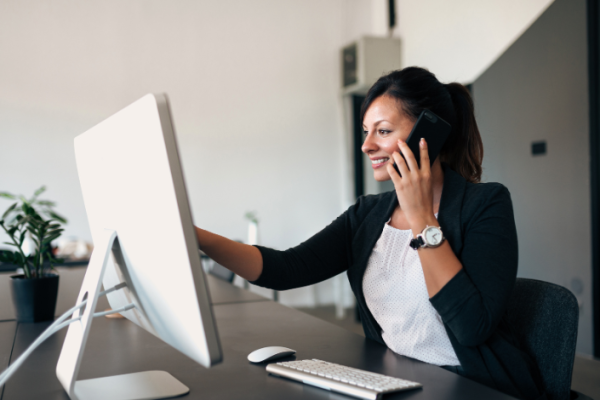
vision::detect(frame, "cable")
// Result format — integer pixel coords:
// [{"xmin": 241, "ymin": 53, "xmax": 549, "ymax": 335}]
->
[
  {"xmin": 0, "ymin": 303, "xmax": 88, "ymax": 383},
  {"xmin": 92, "ymin": 303, "xmax": 135, "ymax": 318},
  {"xmin": 0, "ymin": 282, "xmax": 131, "ymax": 386},
  {"xmin": 98, "ymin": 282, "xmax": 127, "ymax": 297},
  {"xmin": 0, "ymin": 282, "xmax": 127, "ymax": 380},
  {"xmin": 0, "ymin": 302, "xmax": 136, "ymax": 385}
]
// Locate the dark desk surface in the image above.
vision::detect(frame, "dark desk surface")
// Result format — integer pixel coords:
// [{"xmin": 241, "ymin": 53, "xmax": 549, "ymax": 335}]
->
[
  {"xmin": 0, "ymin": 269, "xmax": 516, "ymax": 400},
  {"xmin": 0, "ymin": 267, "xmax": 267, "ymax": 321},
  {"xmin": 0, "ymin": 322, "xmax": 16, "ymax": 400}
]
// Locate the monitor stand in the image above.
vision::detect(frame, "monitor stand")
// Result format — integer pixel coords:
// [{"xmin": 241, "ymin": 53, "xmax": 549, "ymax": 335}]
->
[{"xmin": 56, "ymin": 229, "xmax": 190, "ymax": 400}]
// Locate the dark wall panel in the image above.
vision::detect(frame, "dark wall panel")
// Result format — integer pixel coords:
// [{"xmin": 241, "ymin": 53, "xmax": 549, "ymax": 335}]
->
[{"xmin": 472, "ymin": 0, "xmax": 592, "ymax": 353}]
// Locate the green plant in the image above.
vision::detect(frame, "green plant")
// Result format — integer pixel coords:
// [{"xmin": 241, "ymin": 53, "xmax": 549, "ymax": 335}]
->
[
  {"xmin": 0, "ymin": 186, "xmax": 67, "ymax": 278},
  {"xmin": 244, "ymin": 211, "xmax": 259, "ymax": 224}
]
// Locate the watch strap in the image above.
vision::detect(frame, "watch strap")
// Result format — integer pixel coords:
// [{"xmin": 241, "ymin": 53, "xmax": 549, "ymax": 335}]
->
[{"xmin": 409, "ymin": 236, "xmax": 425, "ymax": 250}]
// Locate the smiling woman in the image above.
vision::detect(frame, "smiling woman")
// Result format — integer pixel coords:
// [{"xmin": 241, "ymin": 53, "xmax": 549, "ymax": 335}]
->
[
  {"xmin": 361, "ymin": 67, "xmax": 484, "ymax": 185},
  {"xmin": 195, "ymin": 67, "xmax": 546, "ymax": 400},
  {"xmin": 362, "ymin": 95, "xmax": 418, "ymax": 180}
]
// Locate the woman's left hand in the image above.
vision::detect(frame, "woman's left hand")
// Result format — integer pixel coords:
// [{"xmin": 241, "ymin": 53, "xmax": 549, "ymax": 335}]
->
[{"xmin": 386, "ymin": 138, "xmax": 436, "ymax": 233}]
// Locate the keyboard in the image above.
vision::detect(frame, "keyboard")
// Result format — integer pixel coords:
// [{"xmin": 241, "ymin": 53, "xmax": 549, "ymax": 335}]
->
[{"xmin": 266, "ymin": 359, "xmax": 422, "ymax": 400}]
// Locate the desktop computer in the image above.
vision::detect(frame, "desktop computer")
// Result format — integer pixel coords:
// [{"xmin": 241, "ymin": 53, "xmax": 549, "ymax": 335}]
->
[
  {"xmin": 0, "ymin": 92, "xmax": 427, "ymax": 400},
  {"xmin": 55, "ymin": 93, "xmax": 222, "ymax": 400},
  {"xmin": 41, "ymin": 93, "xmax": 420, "ymax": 400}
]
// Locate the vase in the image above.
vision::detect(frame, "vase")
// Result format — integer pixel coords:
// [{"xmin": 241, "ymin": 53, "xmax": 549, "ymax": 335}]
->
[{"xmin": 10, "ymin": 273, "xmax": 59, "ymax": 322}]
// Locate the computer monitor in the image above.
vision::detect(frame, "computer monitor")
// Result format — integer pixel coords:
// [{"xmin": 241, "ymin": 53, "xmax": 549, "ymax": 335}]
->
[{"xmin": 56, "ymin": 94, "xmax": 222, "ymax": 400}]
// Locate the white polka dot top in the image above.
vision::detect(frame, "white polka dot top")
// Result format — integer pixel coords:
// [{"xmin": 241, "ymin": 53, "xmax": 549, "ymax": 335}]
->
[{"xmin": 362, "ymin": 219, "xmax": 460, "ymax": 367}]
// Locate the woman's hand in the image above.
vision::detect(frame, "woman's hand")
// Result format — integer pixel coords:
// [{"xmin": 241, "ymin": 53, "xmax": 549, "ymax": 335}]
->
[
  {"xmin": 386, "ymin": 138, "xmax": 462, "ymax": 297},
  {"xmin": 386, "ymin": 138, "xmax": 438, "ymax": 235}
]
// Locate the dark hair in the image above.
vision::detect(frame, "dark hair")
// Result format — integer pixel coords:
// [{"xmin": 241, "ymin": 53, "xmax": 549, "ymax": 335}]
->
[{"xmin": 360, "ymin": 67, "xmax": 484, "ymax": 183}]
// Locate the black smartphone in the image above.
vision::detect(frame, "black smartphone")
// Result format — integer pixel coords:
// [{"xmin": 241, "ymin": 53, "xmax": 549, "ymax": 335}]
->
[{"xmin": 393, "ymin": 109, "xmax": 451, "ymax": 175}]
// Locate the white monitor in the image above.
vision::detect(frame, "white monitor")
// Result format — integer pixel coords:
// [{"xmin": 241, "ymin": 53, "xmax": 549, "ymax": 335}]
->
[{"xmin": 56, "ymin": 94, "xmax": 222, "ymax": 400}]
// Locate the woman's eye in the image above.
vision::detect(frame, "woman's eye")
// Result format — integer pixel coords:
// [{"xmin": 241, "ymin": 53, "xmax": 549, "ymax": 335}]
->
[
  {"xmin": 378, "ymin": 130, "xmax": 391, "ymax": 135},
  {"xmin": 362, "ymin": 130, "xmax": 369, "ymax": 136}
]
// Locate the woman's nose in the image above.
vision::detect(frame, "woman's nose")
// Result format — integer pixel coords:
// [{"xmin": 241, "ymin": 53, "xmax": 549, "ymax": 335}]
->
[{"xmin": 361, "ymin": 132, "xmax": 377, "ymax": 154}]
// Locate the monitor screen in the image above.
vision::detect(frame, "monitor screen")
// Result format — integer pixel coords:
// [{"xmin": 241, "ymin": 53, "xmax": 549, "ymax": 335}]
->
[{"xmin": 73, "ymin": 94, "xmax": 222, "ymax": 368}]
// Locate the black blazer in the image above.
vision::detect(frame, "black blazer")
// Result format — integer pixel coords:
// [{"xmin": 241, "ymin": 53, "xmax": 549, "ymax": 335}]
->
[{"xmin": 253, "ymin": 166, "xmax": 545, "ymax": 400}]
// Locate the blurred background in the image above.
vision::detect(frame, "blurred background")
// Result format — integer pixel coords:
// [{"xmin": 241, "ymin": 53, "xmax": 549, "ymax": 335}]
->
[{"xmin": 0, "ymin": 0, "xmax": 596, "ymax": 372}]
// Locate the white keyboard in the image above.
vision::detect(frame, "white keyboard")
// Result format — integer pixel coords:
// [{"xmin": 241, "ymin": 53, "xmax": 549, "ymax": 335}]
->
[{"xmin": 266, "ymin": 359, "xmax": 422, "ymax": 400}]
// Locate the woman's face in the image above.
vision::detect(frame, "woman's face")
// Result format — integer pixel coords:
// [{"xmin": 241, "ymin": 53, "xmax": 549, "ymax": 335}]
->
[{"xmin": 362, "ymin": 95, "xmax": 416, "ymax": 182}]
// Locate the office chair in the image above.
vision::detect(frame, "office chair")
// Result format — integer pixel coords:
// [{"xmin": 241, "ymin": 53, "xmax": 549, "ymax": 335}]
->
[
  {"xmin": 505, "ymin": 278, "xmax": 593, "ymax": 400},
  {"xmin": 209, "ymin": 261, "xmax": 236, "ymax": 283},
  {"xmin": 199, "ymin": 251, "xmax": 280, "ymax": 300},
  {"xmin": 199, "ymin": 252, "xmax": 235, "ymax": 283}
]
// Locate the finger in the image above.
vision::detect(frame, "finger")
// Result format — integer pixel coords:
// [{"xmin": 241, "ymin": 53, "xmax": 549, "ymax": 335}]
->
[
  {"xmin": 386, "ymin": 160, "xmax": 401, "ymax": 184},
  {"xmin": 419, "ymin": 138, "xmax": 430, "ymax": 172},
  {"xmin": 392, "ymin": 150, "xmax": 409, "ymax": 177},
  {"xmin": 398, "ymin": 139, "xmax": 419, "ymax": 172}
]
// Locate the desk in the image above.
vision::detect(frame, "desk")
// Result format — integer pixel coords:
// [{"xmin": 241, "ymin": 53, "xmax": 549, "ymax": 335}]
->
[
  {"xmin": 0, "ymin": 268, "xmax": 516, "ymax": 400},
  {"xmin": 0, "ymin": 268, "xmax": 267, "ymax": 322}
]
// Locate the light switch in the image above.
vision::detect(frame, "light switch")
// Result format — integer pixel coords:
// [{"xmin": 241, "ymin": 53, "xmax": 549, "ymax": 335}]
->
[{"xmin": 531, "ymin": 141, "xmax": 547, "ymax": 156}]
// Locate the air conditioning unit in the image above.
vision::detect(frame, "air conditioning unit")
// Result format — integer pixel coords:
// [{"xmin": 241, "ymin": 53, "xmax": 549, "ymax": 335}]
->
[{"xmin": 341, "ymin": 36, "xmax": 402, "ymax": 95}]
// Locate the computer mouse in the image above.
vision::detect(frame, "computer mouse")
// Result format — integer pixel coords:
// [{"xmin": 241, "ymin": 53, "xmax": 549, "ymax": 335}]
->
[{"xmin": 247, "ymin": 346, "xmax": 296, "ymax": 363}]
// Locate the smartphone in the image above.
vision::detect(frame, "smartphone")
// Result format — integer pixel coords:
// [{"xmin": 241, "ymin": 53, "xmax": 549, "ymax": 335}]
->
[{"xmin": 393, "ymin": 109, "xmax": 451, "ymax": 175}]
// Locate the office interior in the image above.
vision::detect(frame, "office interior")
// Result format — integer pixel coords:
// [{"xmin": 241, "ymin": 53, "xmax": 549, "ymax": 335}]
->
[{"xmin": 1, "ymin": 0, "xmax": 599, "ymax": 399}]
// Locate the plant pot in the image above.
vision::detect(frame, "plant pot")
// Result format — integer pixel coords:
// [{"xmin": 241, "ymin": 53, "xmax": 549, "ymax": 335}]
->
[{"xmin": 10, "ymin": 273, "xmax": 59, "ymax": 323}]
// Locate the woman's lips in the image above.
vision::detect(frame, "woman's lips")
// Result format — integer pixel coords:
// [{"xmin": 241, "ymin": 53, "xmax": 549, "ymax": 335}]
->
[{"xmin": 371, "ymin": 157, "xmax": 390, "ymax": 169}]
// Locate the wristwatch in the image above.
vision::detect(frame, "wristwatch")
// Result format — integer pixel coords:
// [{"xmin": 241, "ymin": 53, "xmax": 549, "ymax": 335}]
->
[{"xmin": 409, "ymin": 225, "xmax": 445, "ymax": 250}]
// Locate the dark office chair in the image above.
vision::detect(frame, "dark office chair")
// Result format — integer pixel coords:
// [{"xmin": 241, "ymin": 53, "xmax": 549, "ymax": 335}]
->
[
  {"xmin": 209, "ymin": 261, "xmax": 236, "ymax": 283},
  {"xmin": 505, "ymin": 278, "xmax": 593, "ymax": 400},
  {"xmin": 199, "ymin": 252, "xmax": 235, "ymax": 283},
  {"xmin": 199, "ymin": 250, "xmax": 280, "ymax": 300}
]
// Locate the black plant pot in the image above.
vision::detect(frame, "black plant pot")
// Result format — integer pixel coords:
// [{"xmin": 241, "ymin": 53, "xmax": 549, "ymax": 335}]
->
[{"xmin": 10, "ymin": 274, "xmax": 59, "ymax": 322}]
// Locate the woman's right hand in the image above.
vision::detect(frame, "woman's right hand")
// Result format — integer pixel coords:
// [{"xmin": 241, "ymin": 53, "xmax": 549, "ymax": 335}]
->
[{"xmin": 386, "ymin": 139, "xmax": 437, "ymax": 235}]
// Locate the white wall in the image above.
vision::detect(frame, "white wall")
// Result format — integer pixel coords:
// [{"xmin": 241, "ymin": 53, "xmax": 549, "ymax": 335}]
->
[
  {"xmin": 0, "ymin": 0, "xmax": 362, "ymax": 307},
  {"xmin": 395, "ymin": 0, "xmax": 555, "ymax": 83},
  {"xmin": 0, "ymin": 0, "xmax": 566, "ymax": 310}
]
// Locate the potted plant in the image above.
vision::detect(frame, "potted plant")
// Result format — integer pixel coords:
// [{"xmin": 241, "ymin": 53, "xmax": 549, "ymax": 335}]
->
[{"xmin": 0, "ymin": 187, "xmax": 67, "ymax": 322}]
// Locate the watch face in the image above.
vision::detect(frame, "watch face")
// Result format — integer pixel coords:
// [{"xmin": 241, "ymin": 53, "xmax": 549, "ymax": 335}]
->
[{"xmin": 424, "ymin": 227, "xmax": 443, "ymax": 246}]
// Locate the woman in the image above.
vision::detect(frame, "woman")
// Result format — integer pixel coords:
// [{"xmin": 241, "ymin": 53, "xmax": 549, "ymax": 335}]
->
[{"xmin": 195, "ymin": 67, "xmax": 545, "ymax": 400}]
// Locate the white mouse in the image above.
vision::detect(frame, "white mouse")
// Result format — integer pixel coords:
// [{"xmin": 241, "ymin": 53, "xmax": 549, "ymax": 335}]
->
[{"xmin": 247, "ymin": 346, "xmax": 296, "ymax": 363}]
